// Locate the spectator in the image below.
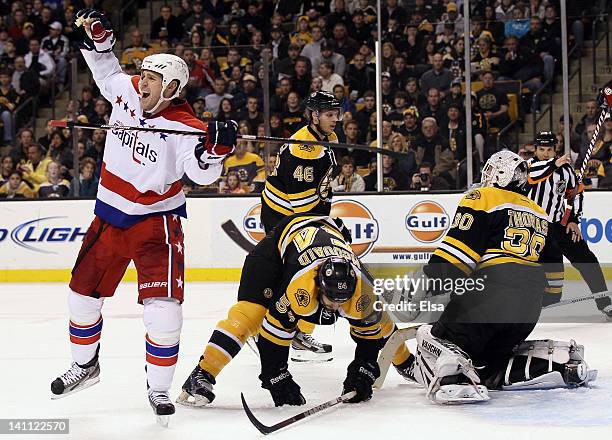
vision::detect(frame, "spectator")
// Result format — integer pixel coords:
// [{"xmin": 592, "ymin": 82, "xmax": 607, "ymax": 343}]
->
[
  {"xmin": 496, "ymin": 0, "xmax": 515, "ymax": 22},
  {"xmin": 291, "ymin": 15, "xmax": 313, "ymax": 47},
  {"xmin": 204, "ymin": 77, "xmax": 232, "ymax": 117},
  {"xmin": 200, "ymin": 16, "xmax": 229, "ymax": 56},
  {"xmin": 301, "ymin": 25, "xmax": 324, "ymax": 60},
  {"xmin": 7, "ymin": 8, "xmax": 27, "ymax": 41},
  {"xmin": 520, "ymin": 16, "xmax": 556, "ymax": 84},
  {"xmin": 441, "ymin": 78, "xmax": 463, "ymax": 109},
  {"xmin": 78, "ymin": 86, "xmax": 95, "ymax": 122},
  {"xmin": 351, "ymin": 10, "xmax": 372, "ymax": 45},
  {"xmin": 313, "ymin": 39, "xmax": 346, "ymax": 78},
  {"xmin": 9, "ymin": 128, "xmax": 34, "ymax": 165},
  {"xmin": 557, "ymin": 115, "xmax": 581, "ymax": 160},
  {"xmin": 518, "ymin": 143, "xmax": 536, "ymax": 161},
  {"xmin": 216, "ymin": 97, "xmax": 236, "ymax": 122},
  {"xmin": 331, "ymin": 156, "xmax": 365, "ymax": 192},
  {"xmin": 277, "ymin": 43, "xmax": 302, "ymax": 78},
  {"xmin": 38, "ymin": 160, "xmax": 70, "ymax": 198},
  {"xmin": 219, "ymin": 171, "xmax": 246, "ymax": 194},
  {"xmin": 410, "ymin": 161, "xmax": 451, "ymax": 191},
  {"xmin": 420, "ymin": 53, "xmax": 454, "ymax": 97},
  {"xmin": 236, "ymin": 96, "xmax": 263, "ymax": 134},
  {"xmin": 370, "ymin": 120, "xmax": 394, "ymax": 148},
  {"xmin": 220, "ymin": 47, "xmax": 246, "ymax": 81},
  {"xmin": 0, "ymin": 69, "xmax": 19, "ymax": 146},
  {"xmin": 436, "ymin": 2, "xmax": 464, "ymax": 35},
  {"xmin": 345, "ymin": 52, "xmax": 375, "ymax": 96},
  {"xmin": 269, "ymin": 113, "xmax": 288, "ymax": 138},
  {"xmin": 281, "ymin": 91, "xmax": 306, "ymax": 133},
  {"xmin": 332, "ymin": 83, "xmax": 354, "ymax": 114},
  {"xmin": 241, "ymin": 2, "xmax": 266, "ymax": 33},
  {"xmin": 270, "ymin": 77, "xmax": 292, "ymax": 113},
  {"xmin": 0, "ymin": 170, "xmax": 36, "ymax": 198},
  {"xmin": 46, "ymin": 130, "xmax": 72, "ymax": 176},
  {"xmin": 150, "ymin": 5, "xmax": 183, "ymax": 43},
  {"xmin": 414, "ymin": 116, "xmax": 448, "ymax": 166},
  {"xmin": 419, "ymin": 87, "xmax": 447, "ymax": 126},
  {"xmin": 365, "ymin": 154, "xmax": 408, "ymax": 191},
  {"xmin": 575, "ymin": 100, "xmax": 598, "ymax": 137},
  {"xmin": 343, "ymin": 119, "xmax": 370, "ymax": 166},
  {"xmin": 269, "ymin": 25, "xmax": 290, "ymax": 61},
  {"xmin": 397, "ymin": 106, "xmax": 421, "ymax": 148},
  {"xmin": 475, "ymin": 71, "xmax": 509, "ymax": 131},
  {"xmin": 381, "ymin": 0, "xmax": 408, "ymax": 28},
  {"xmin": 11, "ymin": 55, "xmax": 40, "ymax": 97},
  {"xmin": 331, "ymin": 22, "xmax": 359, "ymax": 60},
  {"xmin": 388, "ymin": 132, "xmax": 418, "ymax": 181},
  {"xmin": 223, "ymin": 140, "xmax": 265, "ymax": 192},
  {"xmin": 291, "ymin": 56, "xmax": 311, "ymax": 99},
  {"xmin": 24, "ymin": 38, "xmax": 54, "ymax": 93},
  {"xmin": 327, "ymin": 0, "xmax": 352, "ymax": 30},
  {"xmin": 0, "ymin": 154, "xmax": 14, "ymax": 184},
  {"xmin": 389, "ymin": 55, "xmax": 411, "ymax": 94},
  {"xmin": 34, "ymin": 6, "xmax": 53, "ymax": 40},
  {"xmin": 542, "ymin": 4, "xmax": 561, "ymax": 44},
  {"xmin": 90, "ymin": 98, "xmax": 110, "ymax": 125},
  {"xmin": 183, "ymin": 1, "xmax": 206, "ymax": 32},
  {"xmin": 482, "ymin": 5, "xmax": 504, "ymax": 44},
  {"xmin": 404, "ymin": 77, "xmax": 426, "ymax": 109},
  {"xmin": 17, "ymin": 143, "xmax": 51, "ymax": 190},
  {"xmin": 578, "ymin": 119, "xmax": 612, "ymax": 172},
  {"xmin": 318, "ymin": 60, "xmax": 343, "ymax": 93},
  {"xmin": 380, "ymin": 71, "xmax": 394, "ymax": 105},
  {"xmin": 387, "ymin": 91, "xmax": 408, "ymax": 130},
  {"xmin": 41, "ymin": 21, "xmax": 68, "ymax": 85},
  {"xmin": 232, "ymin": 73, "xmax": 262, "ymax": 111},
  {"xmin": 471, "ymin": 36, "xmax": 500, "ymax": 76},
  {"xmin": 265, "ymin": 152, "xmax": 278, "ymax": 176},
  {"xmin": 62, "ymin": 6, "xmax": 80, "ymax": 48},
  {"xmin": 355, "ymin": 91, "xmax": 376, "ymax": 134},
  {"xmin": 120, "ymin": 29, "xmax": 154, "ymax": 68},
  {"xmin": 183, "ymin": 48, "xmax": 215, "ymax": 100},
  {"xmin": 498, "ymin": 36, "xmax": 543, "ymax": 97},
  {"xmin": 15, "ymin": 21, "xmax": 36, "ymax": 56},
  {"xmin": 84, "ymin": 129, "xmax": 106, "ymax": 173}
]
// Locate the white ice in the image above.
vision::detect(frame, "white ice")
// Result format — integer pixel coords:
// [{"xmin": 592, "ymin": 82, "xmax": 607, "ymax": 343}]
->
[{"xmin": 2, "ymin": 281, "xmax": 611, "ymax": 440}]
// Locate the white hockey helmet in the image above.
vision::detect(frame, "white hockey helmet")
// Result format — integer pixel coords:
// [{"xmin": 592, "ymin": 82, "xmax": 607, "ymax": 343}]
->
[
  {"xmin": 140, "ymin": 53, "xmax": 189, "ymax": 113},
  {"xmin": 481, "ymin": 149, "xmax": 528, "ymax": 190}
]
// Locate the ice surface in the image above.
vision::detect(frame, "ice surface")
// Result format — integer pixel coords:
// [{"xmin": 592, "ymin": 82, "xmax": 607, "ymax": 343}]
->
[{"xmin": 2, "ymin": 281, "xmax": 611, "ymax": 440}]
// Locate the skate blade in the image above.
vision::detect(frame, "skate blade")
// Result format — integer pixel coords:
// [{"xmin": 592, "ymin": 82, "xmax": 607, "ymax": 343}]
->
[
  {"xmin": 175, "ymin": 390, "xmax": 212, "ymax": 407},
  {"xmin": 156, "ymin": 415, "xmax": 170, "ymax": 428},
  {"xmin": 431, "ymin": 385, "xmax": 489, "ymax": 404},
  {"xmin": 50, "ymin": 376, "xmax": 100, "ymax": 400},
  {"xmin": 290, "ymin": 349, "xmax": 333, "ymax": 363}
]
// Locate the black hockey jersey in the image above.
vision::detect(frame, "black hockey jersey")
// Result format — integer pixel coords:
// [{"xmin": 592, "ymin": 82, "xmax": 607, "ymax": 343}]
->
[{"xmin": 260, "ymin": 125, "xmax": 337, "ymax": 232}]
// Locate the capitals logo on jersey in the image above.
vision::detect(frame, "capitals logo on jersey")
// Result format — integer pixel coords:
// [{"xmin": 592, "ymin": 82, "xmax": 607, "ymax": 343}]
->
[{"xmin": 111, "ymin": 123, "xmax": 158, "ymax": 166}]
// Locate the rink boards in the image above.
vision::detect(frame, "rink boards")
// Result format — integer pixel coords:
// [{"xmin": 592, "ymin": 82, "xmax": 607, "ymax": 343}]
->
[{"xmin": 0, "ymin": 192, "xmax": 611, "ymax": 282}]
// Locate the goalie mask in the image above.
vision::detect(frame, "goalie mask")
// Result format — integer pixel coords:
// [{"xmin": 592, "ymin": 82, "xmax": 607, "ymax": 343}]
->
[
  {"xmin": 318, "ymin": 257, "xmax": 357, "ymax": 304},
  {"xmin": 140, "ymin": 53, "xmax": 189, "ymax": 114},
  {"xmin": 481, "ymin": 150, "xmax": 528, "ymax": 192}
]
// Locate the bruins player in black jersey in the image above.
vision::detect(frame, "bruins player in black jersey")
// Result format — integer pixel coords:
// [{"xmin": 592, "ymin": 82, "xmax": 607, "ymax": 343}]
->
[
  {"xmin": 261, "ymin": 90, "xmax": 342, "ymax": 360},
  {"xmin": 177, "ymin": 215, "xmax": 413, "ymax": 407},
  {"xmin": 408, "ymin": 151, "xmax": 595, "ymax": 404}
]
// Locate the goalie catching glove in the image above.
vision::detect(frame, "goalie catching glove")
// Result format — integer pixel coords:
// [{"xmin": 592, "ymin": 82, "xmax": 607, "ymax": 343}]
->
[
  {"xmin": 259, "ymin": 366, "xmax": 306, "ymax": 407},
  {"xmin": 342, "ymin": 358, "xmax": 380, "ymax": 403},
  {"xmin": 195, "ymin": 121, "xmax": 238, "ymax": 165},
  {"xmin": 75, "ymin": 9, "xmax": 115, "ymax": 53}
]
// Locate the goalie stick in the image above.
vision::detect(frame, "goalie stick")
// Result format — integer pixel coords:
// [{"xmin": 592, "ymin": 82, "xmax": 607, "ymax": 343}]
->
[
  {"xmin": 241, "ymin": 391, "xmax": 356, "ymax": 435},
  {"xmin": 50, "ymin": 120, "xmax": 410, "ymax": 159},
  {"xmin": 542, "ymin": 290, "xmax": 612, "ymax": 310},
  {"xmin": 374, "ymin": 326, "xmax": 420, "ymax": 389}
]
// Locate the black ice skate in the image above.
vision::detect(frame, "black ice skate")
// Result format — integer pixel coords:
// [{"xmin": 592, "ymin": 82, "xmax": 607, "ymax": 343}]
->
[
  {"xmin": 148, "ymin": 388, "xmax": 175, "ymax": 427},
  {"xmin": 600, "ymin": 305, "xmax": 612, "ymax": 322},
  {"xmin": 291, "ymin": 331, "xmax": 333, "ymax": 362},
  {"xmin": 176, "ymin": 364, "xmax": 216, "ymax": 407},
  {"xmin": 50, "ymin": 356, "xmax": 100, "ymax": 399},
  {"xmin": 394, "ymin": 354, "xmax": 417, "ymax": 382}
]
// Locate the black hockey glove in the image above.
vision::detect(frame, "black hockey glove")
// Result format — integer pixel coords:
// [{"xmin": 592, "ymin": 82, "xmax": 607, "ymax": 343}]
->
[
  {"xmin": 342, "ymin": 358, "xmax": 380, "ymax": 403},
  {"xmin": 259, "ymin": 367, "xmax": 306, "ymax": 407},
  {"xmin": 195, "ymin": 121, "xmax": 238, "ymax": 165},
  {"xmin": 75, "ymin": 9, "xmax": 115, "ymax": 53}
]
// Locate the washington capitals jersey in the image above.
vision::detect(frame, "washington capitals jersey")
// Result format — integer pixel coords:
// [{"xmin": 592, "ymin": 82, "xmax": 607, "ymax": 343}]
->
[
  {"xmin": 258, "ymin": 215, "xmax": 395, "ymax": 364},
  {"xmin": 429, "ymin": 186, "xmax": 552, "ymax": 277},
  {"xmin": 81, "ymin": 50, "xmax": 223, "ymax": 228},
  {"xmin": 526, "ymin": 158, "xmax": 584, "ymax": 223},
  {"xmin": 260, "ymin": 125, "xmax": 337, "ymax": 232}
]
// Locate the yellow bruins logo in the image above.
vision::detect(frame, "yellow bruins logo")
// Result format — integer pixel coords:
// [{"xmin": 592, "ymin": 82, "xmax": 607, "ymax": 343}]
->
[
  {"xmin": 465, "ymin": 189, "xmax": 481, "ymax": 200},
  {"xmin": 299, "ymin": 144, "xmax": 315, "ymax": 152},
  {"xmin": 294, "ymin": 289, "xmax": 310, "ymax": 307},
  {"xmin": 356, "ymin": 294, "xmax": 371, "ymax": 313}
]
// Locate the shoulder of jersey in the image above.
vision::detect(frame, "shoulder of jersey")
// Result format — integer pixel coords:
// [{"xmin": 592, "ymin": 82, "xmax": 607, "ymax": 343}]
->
[
  {"xmin": 286, "ymin": 264, "xmax": 319, "ymax": 317},
  {"xmin": 460, "ymin": 186, "xmax": 547, "ymax": 217},
  {"xmin": 341, "ymin": 275, "xmax": 373, "ymax": 320},
  {"xmin": 287, "ymin": 126, "xmax": 330, "ymax": 159}
]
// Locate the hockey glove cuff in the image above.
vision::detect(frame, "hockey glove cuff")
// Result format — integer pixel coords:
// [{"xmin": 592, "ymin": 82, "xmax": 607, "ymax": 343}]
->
[
  {"xmin": 75, "ymin": 9, "xmax": 115, "ymax": 53},
  {"xmin": 342, "ymin": 358, "xmax": 380, "ymax": 403},
  {"xmin": 259, "ymin": 367, "xmax": 306, "ymax": 407}
]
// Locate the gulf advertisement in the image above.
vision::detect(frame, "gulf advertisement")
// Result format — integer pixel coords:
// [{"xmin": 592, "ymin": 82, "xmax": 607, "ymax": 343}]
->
[{"xmin": 0, "ymin": 191, "xmax": 611, "ymax": 281}]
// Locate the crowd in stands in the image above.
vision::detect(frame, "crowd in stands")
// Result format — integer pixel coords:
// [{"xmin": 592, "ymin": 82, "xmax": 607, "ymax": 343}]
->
[{"xmin": 0, "ymin": 0, "xmax": 610, "ymax": 199}]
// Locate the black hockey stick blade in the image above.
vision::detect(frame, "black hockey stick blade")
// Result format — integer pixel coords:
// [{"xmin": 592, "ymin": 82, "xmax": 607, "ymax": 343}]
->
[
  {"xmin": 221, "ymin": 219, "xmax": 256, "ymax": 252},
  {"xmin": 240, "ymin": 391, "xmax": 356, "ymax": 435}
]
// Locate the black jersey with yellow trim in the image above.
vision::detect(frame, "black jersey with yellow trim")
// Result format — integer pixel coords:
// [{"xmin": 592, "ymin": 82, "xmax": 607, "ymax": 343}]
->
[
  {"xmin": 257, "ymin": 214, "xmax": 394, "ymax": 372},
  {"xmin": 427, "ymin": 186, "xmax": 552, "ymax": 279},
  {"xmin": 260, "ymin": 125, "xmax": 338, "ymax": 233}
]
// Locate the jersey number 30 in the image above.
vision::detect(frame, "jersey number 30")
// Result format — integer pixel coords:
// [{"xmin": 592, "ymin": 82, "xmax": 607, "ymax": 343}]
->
[{"xmin": 502, "ymin": 227, "xmax": 545, "ymax": 258}]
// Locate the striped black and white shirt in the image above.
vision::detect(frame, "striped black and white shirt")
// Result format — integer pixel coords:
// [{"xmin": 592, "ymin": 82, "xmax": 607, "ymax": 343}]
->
[{"xmin": 526, "ymin": 158, "xmax": 584, "ymax": 223}]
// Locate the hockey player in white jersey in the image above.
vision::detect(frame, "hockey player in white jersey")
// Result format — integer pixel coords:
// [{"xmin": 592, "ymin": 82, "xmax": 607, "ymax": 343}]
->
[{"xmin": 49, "ymin": 9, "xmax": 237, "ymax": 425}]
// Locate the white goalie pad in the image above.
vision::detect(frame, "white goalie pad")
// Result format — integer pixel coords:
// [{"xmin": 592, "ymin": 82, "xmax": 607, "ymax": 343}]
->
[
  {"xmin": 414, "ymin": 325, "xmax": 489, "ymax": 404},
  {"xmin": 502, "ymin": 339, "xmax": 597, "ymax": 390}
]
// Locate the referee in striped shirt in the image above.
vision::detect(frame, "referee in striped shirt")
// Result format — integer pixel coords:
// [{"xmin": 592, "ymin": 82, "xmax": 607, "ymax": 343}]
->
[{"xmin": 526, "ymin": 131, "xmax": 611, "ymax": 319}]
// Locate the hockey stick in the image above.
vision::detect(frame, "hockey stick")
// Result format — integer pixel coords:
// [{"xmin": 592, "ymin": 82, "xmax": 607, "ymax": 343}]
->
[
  {"xmin": 560, "ymin": 108, "xmax": 609, "ymax": 225},
  {"xmin": 50, "ymin": 120, "xmax": 409, "ymax": 158},
  {"xmin": 374, "ymin": 326, "xmax": 419, "ymax": 389},
  {"xmin": 241, "ymin": 391, "xmax": 356, "ymax": 435},
  {"xmin": 221, "ymin": 219, "xmax": 256, "ymax": 252},
  {"xmin": 542, "ymin": 290, "xmax": 612, "ymax": 310}
]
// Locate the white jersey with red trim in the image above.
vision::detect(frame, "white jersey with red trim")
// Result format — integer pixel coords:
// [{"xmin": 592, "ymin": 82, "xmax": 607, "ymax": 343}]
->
[{"xmin": 81, "ymin": 49, "xmax": 222, "ymax": 228}]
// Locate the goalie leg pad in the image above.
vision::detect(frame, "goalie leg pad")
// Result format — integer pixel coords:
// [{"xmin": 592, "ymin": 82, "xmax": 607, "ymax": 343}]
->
[
  {"xmin": 413, "ymin": 325, "xmax": 489, "ymax": 404},
  {"xmin": 501, "ymin": 339, "xmax": 597, "ymax": 390}
]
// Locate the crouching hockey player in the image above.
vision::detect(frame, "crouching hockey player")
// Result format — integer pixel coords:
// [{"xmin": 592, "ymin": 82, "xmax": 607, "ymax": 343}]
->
[
  {"xmin": 177, "ymin": 214, "xmax": 413, "ymax": 407},
  {"xmin": 409, "ymin": 151, "xmax": 597, "ymax": 404}
]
